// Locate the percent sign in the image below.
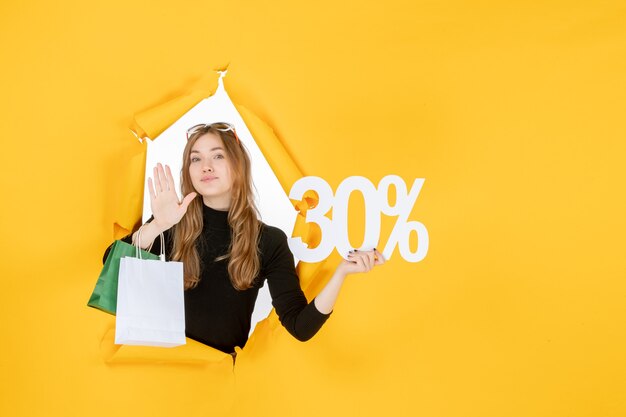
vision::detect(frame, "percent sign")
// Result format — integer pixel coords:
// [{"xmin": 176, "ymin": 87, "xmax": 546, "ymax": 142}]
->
[
  {"xmin": 378, "ymin": 175, "xmax": 428, "ymax": 262},
  {"xmin": 288, "ymin": 175, "xmax": 428, "ymax": 263}
]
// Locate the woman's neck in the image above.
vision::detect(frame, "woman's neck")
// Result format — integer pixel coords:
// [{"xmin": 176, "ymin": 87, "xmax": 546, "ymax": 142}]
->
[
  {"xmin": 202, "ymin": 196, "xmax": 230, "ymax": 211},
  {"xmin": 202, "ymin": 202, "xmax": 230, "ymax": 231}
]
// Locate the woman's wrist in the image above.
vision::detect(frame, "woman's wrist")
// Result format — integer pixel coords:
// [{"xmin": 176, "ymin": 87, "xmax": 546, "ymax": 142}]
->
[
  {"xmin": 151, "ymin": 218, "xmax": 172, "ymax": 234},
  {"xmin": 334, "ymin": 264, "xmax": 350, "ymax": 279},
  {"xmin": 133, "ymin": 220, "xmax": 166, "ymax": 249}
]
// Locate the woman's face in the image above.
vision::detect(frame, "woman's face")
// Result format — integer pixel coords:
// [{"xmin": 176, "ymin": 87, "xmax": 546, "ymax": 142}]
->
[{"xmin": 188, "ymin": 132, "xmax": 233, "ymax": 210}]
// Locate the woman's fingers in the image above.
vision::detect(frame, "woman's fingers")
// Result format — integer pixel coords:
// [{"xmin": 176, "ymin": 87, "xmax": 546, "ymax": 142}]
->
[
  {"xmin": 148, "ymin": 177, "xmax": 157, "ymax": 200},
  {"xmin": 348, "ymin": 252, "xmax": 369, "ymax": 272},
  {"xmin": 354, "ymin": 253, "xmax": 371, "ymax": 271},
  {"xmin": 181, "ymin": 192, "xmax": 198, "ymax": 211},
  {"xmin": 358, "ymin": 251, "xmax": 375, "ymax": 270},
  {"xmin": 346, "ymin": 249, "xmax": 385, "ymax": 274},
  {"xmin": 366, "ymin": 251, "xmax": 376, "ymax": 270},
  {"xmin": 153, "ymin": 163, "xmax": 177, "ymax": 195},
  {"xmin": 157, "ymin": 163, "xmax": 168, "ymax": 191},
  {"xmin": 153, "ymin": 166, "xmax": 162, "ymax": 193},
  {"xmin": 351, "ymin": 254, "xmax": 366, "ymax": 271},
  {"xmin": 374, "ymin": 249, "xmax": 386, "ymax": 265},
  {"xmin": 165, "ymin": 164, "xmax": 176, "ymax": 193}
]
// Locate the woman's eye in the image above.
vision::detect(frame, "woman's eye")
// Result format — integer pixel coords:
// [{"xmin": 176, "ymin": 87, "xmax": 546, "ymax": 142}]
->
[
  {"xmin": 191, "ymin": 157, "xmax": 200, "ymax": 162},
  {"xmin": 214, "ymin": 154, "xmax": 224, "ymax": 159}
]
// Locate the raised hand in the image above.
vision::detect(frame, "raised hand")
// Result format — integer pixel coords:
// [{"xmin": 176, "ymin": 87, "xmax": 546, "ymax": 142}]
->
[{"xmin": 147, "ymin": 163, "xmax": 197, "ymax": 231}]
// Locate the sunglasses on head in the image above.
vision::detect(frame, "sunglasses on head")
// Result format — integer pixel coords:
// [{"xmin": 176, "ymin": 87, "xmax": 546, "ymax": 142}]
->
[{"xmin": 186, "ymin": 122, "xmax": 240, "ymax": 143}]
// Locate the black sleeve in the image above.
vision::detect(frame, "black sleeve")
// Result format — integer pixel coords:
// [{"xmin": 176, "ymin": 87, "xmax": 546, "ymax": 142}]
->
[
  {"xmin": 101, "ymin": 215, "xmax": 172, "ymax": 264},
  {"xmin": 264, "ymin": 227, "xmax": 333, "ymax": 342}
]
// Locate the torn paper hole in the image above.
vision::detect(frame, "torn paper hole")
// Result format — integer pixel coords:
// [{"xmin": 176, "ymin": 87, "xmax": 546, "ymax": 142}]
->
[{"xmin": 141, "ymin": 71, "xmax": 299, "ymax": 339}]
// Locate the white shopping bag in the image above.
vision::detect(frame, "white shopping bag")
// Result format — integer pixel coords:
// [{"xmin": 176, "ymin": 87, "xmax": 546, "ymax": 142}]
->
[{"xmin": 115, "ymin": 229, "xmax": 186, "ymax": 347}]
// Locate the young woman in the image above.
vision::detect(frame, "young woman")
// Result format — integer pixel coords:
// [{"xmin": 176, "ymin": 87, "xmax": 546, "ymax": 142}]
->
[{"xmin": 103, "ymin": 122, "xmax": 385, "ymax": 360}]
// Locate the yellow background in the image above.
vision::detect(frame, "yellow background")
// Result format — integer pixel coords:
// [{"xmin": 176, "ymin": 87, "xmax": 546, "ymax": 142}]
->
[{"xmin": 1, "ymin": 1, "xmax": 625, "ymax": 416}]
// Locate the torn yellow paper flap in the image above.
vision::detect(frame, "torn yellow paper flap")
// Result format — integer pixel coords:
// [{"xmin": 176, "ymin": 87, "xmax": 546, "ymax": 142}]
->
[
  {"xmin": 234, "ymin": 104, "xmax": 304, "ymax": 188},
  {"xmin": 111, "ymin": 148, "xmax": 146, "ymax": 238},
  {"xmin": 235, "ymin": 104, "xmax": 322, "ymax": 254},
  {"xmin": 130, "ymin": 72, "xmax": 221, "ymax": 140},
  {"xmin": 235, "ymin": 104, "xmax": 334, "ymax": 292}
]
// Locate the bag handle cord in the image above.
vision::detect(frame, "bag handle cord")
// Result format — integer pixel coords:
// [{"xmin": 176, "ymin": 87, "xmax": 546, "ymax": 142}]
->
[{"xmin": 135, "ymin": 225, "xmax": 166, "ymax": 262}]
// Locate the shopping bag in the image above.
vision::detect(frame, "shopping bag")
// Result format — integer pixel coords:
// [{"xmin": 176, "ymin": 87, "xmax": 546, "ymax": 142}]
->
[
  {"xmin": 115, "ymin": 229, "xmax": 186, "ymax": 347},
  {"xmin": 88, "ymin": 239, "xmax": 159, "ymax": 315}
]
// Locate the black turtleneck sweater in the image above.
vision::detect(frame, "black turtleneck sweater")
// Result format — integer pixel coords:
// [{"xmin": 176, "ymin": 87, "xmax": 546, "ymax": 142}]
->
[{"xmin": 102, "ymin": 204, "xmax": 333, "ymax": 354}]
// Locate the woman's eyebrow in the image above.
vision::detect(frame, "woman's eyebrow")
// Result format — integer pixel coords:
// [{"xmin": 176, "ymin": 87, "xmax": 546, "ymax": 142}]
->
[{"xmin": 190, "ymin": 147, "xmax": 224, "ymax": 154}]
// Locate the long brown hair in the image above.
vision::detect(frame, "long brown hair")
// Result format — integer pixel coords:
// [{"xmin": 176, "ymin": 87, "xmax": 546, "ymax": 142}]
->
[{"xmin": 171, "ymin": 125, "xmax": 262, "ymax": 291}]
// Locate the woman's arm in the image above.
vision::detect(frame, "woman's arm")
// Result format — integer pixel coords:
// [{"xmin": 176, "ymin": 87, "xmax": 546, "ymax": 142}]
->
[
  {"xmin": 313, "ymin": 249, "xmax": 385, "ymax": 314},
  {"xmin": 264, "ymin": 227, "xmax": 385, "ymax": 341}
]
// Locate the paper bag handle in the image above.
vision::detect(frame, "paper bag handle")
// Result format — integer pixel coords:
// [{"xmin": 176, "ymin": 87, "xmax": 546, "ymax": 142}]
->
[{"xmin": 135, "ymin": 224, "xmax": 166, "ymax": 261}]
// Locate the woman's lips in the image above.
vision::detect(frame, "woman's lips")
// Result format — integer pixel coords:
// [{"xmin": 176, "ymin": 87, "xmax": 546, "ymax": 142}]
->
[{"xmin": 201, "ymin": 176, "xmax": 217, "ymax": 182}]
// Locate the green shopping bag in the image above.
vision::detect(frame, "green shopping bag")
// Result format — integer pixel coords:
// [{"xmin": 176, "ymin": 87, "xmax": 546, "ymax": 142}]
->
[{"xmin": 88, "ymin": 240, "xmax": 160, "ymax": 315}]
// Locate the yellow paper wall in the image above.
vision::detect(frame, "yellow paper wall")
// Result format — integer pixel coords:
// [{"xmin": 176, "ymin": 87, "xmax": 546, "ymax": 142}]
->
[{"xmin": 1, "ymin": 1, "xmax": 625, "ymax": 416}]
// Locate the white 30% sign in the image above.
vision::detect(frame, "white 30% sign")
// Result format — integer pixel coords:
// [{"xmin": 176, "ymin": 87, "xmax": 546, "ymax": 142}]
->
[{"xmin": 287, "ymin": 175, "xmax": 429, "ymax": 263}]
